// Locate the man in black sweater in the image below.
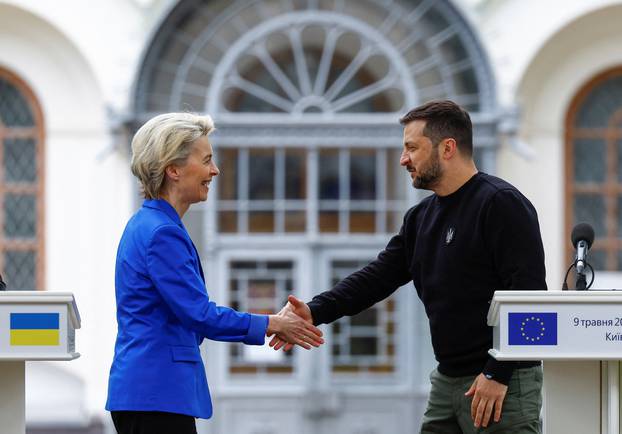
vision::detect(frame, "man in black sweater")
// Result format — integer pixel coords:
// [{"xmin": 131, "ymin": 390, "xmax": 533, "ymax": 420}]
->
[{"xmin": 271, "ymin": 100, "xmax": 545, "ymax": 433}]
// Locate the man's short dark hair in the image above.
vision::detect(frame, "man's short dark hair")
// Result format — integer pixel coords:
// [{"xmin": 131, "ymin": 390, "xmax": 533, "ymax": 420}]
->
[{"xmin": 399, "ymin": 100, "xmax": 473, "ymax": 156}]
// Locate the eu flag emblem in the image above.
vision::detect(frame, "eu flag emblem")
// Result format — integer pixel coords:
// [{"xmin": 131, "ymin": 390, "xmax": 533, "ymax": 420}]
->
[{"xmin": 508, "ymin": 312, "xmax": 557, "ymax": 345}]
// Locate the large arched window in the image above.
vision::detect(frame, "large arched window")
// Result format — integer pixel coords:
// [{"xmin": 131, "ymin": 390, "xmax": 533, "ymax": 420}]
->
[
  {"xmin": 566, "ymin": 67, "xmax": 622, "ymax": 271},
  {"xmin": 0, "ymin": 68, "xmax": 45, "ymax": 290}
]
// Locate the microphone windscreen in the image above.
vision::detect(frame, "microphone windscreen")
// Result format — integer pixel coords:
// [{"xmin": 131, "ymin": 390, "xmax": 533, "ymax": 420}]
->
[{"xmin": 571, "ymin": 223, "xmax": 595, "ymax": 248}]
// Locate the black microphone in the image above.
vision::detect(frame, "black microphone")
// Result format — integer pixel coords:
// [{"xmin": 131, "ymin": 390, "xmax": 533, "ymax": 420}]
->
[
  {"xmin": 571, "ymin": 223, "xmax": 595, "ymax": 290},
  {"xmin": 0, "ymin": 273, "xmax": 5, "ymax": 291}
]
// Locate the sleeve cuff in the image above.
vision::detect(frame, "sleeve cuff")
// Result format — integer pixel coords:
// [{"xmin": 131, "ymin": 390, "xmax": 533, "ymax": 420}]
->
[
  {"xmin": 243, "ymin": 314, "xmax": 269, "ymax": 345},
  {"xmin": 306, "ymin": 301, "xmax": 323, "ymax": 326},
  {"xmin": 482, "ymin": 358, "xmax": 516, "ymax": 385}
]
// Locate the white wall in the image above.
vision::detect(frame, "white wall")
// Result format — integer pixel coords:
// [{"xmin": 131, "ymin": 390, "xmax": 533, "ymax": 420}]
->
[
  {"xmin": 0, "ymin": 0, "xmax": 171, "ymax": 112},
  {"xmin": 478, "ymin": 0, "xmax": 622, "ymax": 107}
]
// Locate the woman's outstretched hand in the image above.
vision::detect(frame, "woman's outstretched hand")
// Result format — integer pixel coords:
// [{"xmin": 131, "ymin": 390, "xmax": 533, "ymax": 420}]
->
[
  {"xmin": 268, "ymin": 295, "xmax": 316, "ymax": 351},
  {"xmin": 267, "ymin": 298, "xmax": 323, "ymax": 350}
]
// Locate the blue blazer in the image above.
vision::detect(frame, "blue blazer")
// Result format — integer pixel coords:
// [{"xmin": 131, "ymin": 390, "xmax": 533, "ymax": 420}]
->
[{"xmin": 106, "ymin": 199, "xmax": 268, "ymax": 419}]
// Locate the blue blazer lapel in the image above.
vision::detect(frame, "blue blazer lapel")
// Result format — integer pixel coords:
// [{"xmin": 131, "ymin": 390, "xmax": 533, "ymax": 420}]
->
[{"xmin": 190, "ymin": 241, "xmax": 205, "ymax": 282}]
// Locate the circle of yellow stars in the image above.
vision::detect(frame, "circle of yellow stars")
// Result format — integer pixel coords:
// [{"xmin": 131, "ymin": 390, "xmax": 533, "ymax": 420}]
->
[{"xmin": 521, "ymin": 316, "xmax": 546, "ymax": 342}]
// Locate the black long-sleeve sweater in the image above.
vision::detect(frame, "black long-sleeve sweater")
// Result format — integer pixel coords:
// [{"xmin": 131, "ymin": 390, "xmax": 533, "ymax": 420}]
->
[{"xmin": 308, "ymin": 173, "xmax": 546, "ymax": 384}]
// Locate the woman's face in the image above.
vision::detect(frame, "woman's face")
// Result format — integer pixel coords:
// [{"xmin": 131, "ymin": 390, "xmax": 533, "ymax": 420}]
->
[{"xmin": 176, "ymin": 136, "xmax": 220, "ymax": 204}]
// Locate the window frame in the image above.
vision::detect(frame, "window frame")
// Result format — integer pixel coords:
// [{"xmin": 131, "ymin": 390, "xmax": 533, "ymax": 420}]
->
[
  {"xmin": 0, "ymin": 67, "xmax": 45, "ymax": 290},
  {"xmin": 214, "ymin": 248, "xmax": 314, "ymax": 386},
  {"xmin": 328, "ymin": 258, "xmax": 399, "ymax": 375},
  {"xmin": 318, "ymin": 248, "xmax": 413, "ymax": 387},
  {"xmin": 565, "ymin": 67, "xmax": 622, "ymax": 271}
]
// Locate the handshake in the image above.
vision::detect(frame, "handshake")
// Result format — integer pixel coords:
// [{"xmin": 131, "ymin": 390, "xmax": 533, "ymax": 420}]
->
[{"xmin": 266, "ymin": 295, "xmax": 323, "ymax": 351}]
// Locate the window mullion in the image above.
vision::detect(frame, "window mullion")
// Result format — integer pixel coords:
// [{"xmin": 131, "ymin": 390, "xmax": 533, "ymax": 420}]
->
[
  {"xmin": 339, "ymin": 149, "xmax": 349, "ymax": 233},
  {"xmin": 307, "ymin": 147, "xmax": 319, "ymax": 235},
  {"xmin": 239, "ymin": 148, "xmax": 249, "ymax": 233},
  {"xmin": 377, "ymin": 148, "xmax": 387, "ymax": 233},
  {"xmin": 275, "ymin": 148, "xmax": 285, "ymax": 233}
]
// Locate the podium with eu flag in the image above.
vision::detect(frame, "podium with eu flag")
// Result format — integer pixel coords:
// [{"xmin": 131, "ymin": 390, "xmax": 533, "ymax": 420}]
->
[
  {"xmin": 488, "ymin": 290, "xmax": 622, "ymax": 434},
  {"xmin": 0, "ymin": 291, "xmax": 81, "ymax": 434}
]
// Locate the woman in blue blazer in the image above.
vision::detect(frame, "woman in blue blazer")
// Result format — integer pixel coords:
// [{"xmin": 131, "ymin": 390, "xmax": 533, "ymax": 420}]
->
[{"xmin": 105, "ymin": 113, "xmax": 323, "ymax": 434}]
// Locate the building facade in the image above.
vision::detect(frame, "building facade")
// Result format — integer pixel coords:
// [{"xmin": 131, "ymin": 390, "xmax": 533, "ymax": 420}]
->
[{"xmin": 1, "ymin": 0, "xmax": 621, "ymax": 432}]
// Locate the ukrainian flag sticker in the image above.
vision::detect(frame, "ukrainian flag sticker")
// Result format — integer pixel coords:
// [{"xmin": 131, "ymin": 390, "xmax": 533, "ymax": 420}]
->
[{"xmin": 10, "ymin": 313, "xmax": 60, "ymax": 346}]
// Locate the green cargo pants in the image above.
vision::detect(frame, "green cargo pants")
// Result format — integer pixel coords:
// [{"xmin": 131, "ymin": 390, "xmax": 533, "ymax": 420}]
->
[{"xmin": 420, "ymin": 366, "xmax": 542, "ymax": 434}]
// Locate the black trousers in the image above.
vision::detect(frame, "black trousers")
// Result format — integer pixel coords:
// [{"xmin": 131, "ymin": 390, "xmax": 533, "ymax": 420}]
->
[{"xmin": 111, "ymin": 411, "xmax": 197, "ymax": 434}]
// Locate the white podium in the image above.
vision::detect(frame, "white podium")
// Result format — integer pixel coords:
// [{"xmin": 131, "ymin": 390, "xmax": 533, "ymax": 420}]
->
[
  {"xmin": 0, "ymin": 291, "xmax": 81, "ymax": 434},
  {"xmin": 488, "ymin": 290, "xmax": 622, "ymax": 434}
]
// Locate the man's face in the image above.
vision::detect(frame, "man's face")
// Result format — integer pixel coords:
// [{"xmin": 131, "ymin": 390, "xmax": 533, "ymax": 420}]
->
[{"xmin": 400, "ymin": 120, "xmax": 442, "ymax": 190}]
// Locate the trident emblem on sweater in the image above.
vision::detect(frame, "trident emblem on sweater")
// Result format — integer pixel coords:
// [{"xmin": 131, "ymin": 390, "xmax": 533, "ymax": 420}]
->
[{"xmin": 445, "ymin": 227, "xmax": 455, "ymax": 245}]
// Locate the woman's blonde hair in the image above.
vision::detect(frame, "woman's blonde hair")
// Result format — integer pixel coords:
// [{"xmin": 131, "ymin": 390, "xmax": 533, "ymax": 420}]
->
[{"xmin": 130, "ymin": 113, "xmax": 215, "ymax": 199}]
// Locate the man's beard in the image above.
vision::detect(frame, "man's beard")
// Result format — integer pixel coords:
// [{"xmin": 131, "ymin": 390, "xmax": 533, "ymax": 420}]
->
[{"xmin": 411, "ymin": 152, "xmax": 442, "ymax": 190}]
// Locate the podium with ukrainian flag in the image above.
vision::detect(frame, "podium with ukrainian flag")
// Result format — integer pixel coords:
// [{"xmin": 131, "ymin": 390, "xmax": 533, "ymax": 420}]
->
[
  {"xmin": 0, "ymin": 291, "xmax": 81, "ymax": 434},
  {"xmin": 488, "ymin": 290, "xmax": 622, "ymax": 434}
]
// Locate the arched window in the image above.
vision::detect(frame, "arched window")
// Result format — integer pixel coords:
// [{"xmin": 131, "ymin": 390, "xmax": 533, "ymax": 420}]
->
[
  {"xmin": 208, "ymin": 12, "xmax": 415, "ymax": 117},
  {"xmin": 0, "ymin": 68, "xmax": 45, "ymax": 290},
  {"xmin": 566, "ymin": 68, "xmax": 622, "ymax": 271}
]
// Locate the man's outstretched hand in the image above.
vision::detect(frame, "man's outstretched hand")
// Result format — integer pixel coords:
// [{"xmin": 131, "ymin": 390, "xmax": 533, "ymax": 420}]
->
[
  {"xmin": 266, "ymin": 307, "xmax": 323, "ymax": 350},
  {"xmin": 268, "ymin": 295, "xmax": 314, "ymax": 351}
]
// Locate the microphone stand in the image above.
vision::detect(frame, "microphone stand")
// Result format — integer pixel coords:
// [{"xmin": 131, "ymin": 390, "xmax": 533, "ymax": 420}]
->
[
  {"xmin": 575, "ymin": 270, "xmax": 587, "ymax": 290},
  {"xmin": 575, "ymin": 240, "xmax": 589, "ymax": 290},
  {"xmin": 562, "ymin": 259, "xmax": 594, "ymax": 291}
]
